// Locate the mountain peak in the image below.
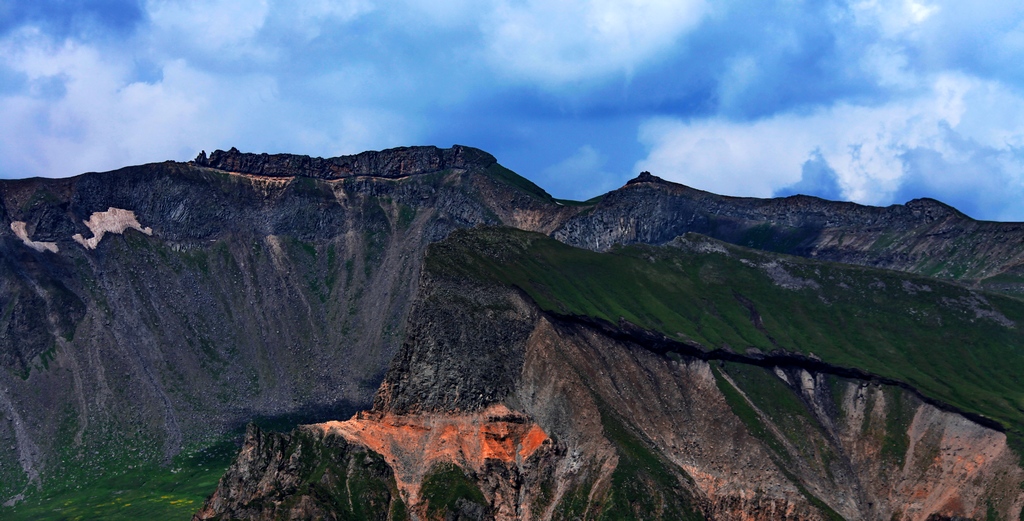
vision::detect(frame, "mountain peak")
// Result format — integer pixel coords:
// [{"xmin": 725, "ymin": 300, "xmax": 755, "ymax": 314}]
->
[
  {"xmin": 903, "ymin": 197, "xmax": 960, "ymax": 216},
  {"xmin": 626, "ymin": 170, "xmax": 668, "ymax": 185}
]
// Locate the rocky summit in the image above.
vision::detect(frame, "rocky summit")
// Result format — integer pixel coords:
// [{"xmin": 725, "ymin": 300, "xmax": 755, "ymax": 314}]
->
[{"xmin": 2, "ymin": 145, "xmax": 1024, "ymax": 520}]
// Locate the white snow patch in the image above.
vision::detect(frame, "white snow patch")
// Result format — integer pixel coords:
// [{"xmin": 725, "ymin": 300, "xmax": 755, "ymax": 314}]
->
[
  {"xmin": 72, "ymin": 208, "xmax": 152, "ymax": 250},
  {"xmin": 10, "ymin": 221, "xmax": 58, "ymax": 253}
]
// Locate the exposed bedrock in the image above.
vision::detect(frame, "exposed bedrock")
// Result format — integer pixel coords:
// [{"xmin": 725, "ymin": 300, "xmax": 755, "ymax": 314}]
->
[
  {"xmin": 0, "ymin": 146, "xmax": 574, "ymax": 502},
  {"xmin": 198, "ymin": 265, "xmax": 1024, "ymax": 520}
]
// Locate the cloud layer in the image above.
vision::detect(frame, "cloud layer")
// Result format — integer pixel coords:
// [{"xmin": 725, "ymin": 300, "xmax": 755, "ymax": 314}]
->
[
  {"xmin": 1, "ymin": 0, "xmax": 1023, "ymax": 219},
  {"xmin": 632, "ymin": 0, "xmax": 1024, "ymax": 219},
  {"xmin": 637, "ymin": 75, "xmax": 1024, "ymax": 216}
]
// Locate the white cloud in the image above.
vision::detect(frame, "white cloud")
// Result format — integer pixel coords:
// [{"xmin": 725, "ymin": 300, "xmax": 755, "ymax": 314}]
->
[
  {"xmin": 482, "ymin": 0, "xmax": 707, "ymax": 85},
  {"xmin": 269, "ymin": 0, "xmax": 375, "ymax": 42},
  {"xmin": 850, "ymin": 0, "xmax": 1024, "ymax": 89},
  {"xmin": 279, "ymin": 107, "xmax": 419, "ymax": 158},
  {"xmin": 859, "ymin": 43, "xmax": 917, "ymax": 89},
  {"xmin": 0, "ymin": 0, "xmax": 421, "ymax": 180},
  {"xmin": 144, "ymin": 0, "xmax": 375, "ymax": 58},
  {"xmin": 852, "ymin": 0, "xmax": 940, "ymax": 38},
  {"xmin": 0, "ymin": 30, "xmax": 244, "ymax": 177},
  {"xmin": 146, "ymin": 0, "xmax": 271, "ymax": 53},
  {"xmin": 389, "ymin": 0, "xmax": 478, "ymax": 29},
  {"xmin": 2, "ymin": 0, "xmax": 1021, "ymax": 224},
  {"xmin": 635, "ymin": 74, "xmax": 1024, "ymax": 207},
  {"xmin": 292, "ymin": 0, "xmax": 374, "ymax": 22}
]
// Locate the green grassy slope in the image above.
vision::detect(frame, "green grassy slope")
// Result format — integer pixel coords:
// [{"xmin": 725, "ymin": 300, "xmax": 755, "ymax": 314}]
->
[
  {"xmin": 427, "ymin": 227, "xmax": 1024, "ymax": 452},
  {"xmin": 4, "ymin": 439, "xmax": 235, "ymax": 521}
]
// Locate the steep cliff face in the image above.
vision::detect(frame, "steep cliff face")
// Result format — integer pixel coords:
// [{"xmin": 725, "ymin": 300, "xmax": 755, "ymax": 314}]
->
[
  {"xmin": 0, "ymin": 146, "xmax": 570, "ymax": 504},
  {"xmin": 198, "ymin": 227, "xmax": 1024, "ymax": 520}
]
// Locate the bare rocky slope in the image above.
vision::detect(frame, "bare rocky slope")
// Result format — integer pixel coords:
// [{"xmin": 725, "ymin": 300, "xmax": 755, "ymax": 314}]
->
[
  {"xmin": 2, "ymin": 145, "xmax": 1024, "ymax": 518},
  {"xmin": 197, "ymin": 228, "xmax": 1024, "ymax": 520},
  {"xmin": 0, "ymin": 146, "xmax": 570, "ymax": 505}
]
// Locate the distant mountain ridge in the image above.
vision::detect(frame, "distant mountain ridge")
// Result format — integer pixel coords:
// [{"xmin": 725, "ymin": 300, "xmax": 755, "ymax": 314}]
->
[
  {"xmin": 192, "ymin": 145, "xmax": 498, "ymax": 180},
  {"xmin": 189, "ymin": 146, "xmax": 1024, "ymax": 292},
  {"xmin": 556, "ymin": 170, "xmax": 1024, "ymax": 292}
]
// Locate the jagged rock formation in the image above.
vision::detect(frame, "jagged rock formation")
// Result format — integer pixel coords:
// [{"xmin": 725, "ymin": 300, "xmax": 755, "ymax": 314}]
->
[
  {"xmin": 314, "ymin": 405, "xmax": 554, "ymax": 520},
  {"xmin": 193, "ymin": 145, "xmax": 492, "ymax": 180}
]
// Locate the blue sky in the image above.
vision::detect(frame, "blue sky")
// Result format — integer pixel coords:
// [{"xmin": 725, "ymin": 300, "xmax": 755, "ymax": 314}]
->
[{"xmin": 1, "ymin": 1, "xmax": 1023, "ymax": 220}]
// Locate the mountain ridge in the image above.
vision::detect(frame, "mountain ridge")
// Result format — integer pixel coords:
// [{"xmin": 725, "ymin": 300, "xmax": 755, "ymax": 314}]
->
[
  {"xmin": 182, "ymin": 145, "xmax": 1024, "ymax": 295},
  {"xmin": 2, "ymin": 145, "xmax": 1024, "ymax": 519},
  {"xmin": 192, "ymin": 145, "xmax": 499, "ymax": 181}
]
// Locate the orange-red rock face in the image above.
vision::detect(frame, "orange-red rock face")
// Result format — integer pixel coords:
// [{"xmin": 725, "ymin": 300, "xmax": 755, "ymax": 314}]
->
[{"xmin": 314, "ymin": 404, "xmax": 550, "ymax": 509}]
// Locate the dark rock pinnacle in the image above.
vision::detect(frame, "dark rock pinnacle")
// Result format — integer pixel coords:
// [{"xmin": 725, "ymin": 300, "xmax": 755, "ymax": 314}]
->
[
  {"xmin": 626, "ymin": 170, "xmax": 668, "ymax": 185},
  {"xmin": 192, "ymin": 144, "xmax": 496, "ymax": 180}
]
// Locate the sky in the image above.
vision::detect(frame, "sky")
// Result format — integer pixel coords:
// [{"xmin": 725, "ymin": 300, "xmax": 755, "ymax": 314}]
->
[{"xmin": 1, "ymin": 1, "xmax": 1023, "ymax": 220}]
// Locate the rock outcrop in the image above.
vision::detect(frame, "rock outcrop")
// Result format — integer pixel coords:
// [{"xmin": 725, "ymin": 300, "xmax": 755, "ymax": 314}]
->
[{"xmin": 193, "ymin": 145, "xmax": 497, "ymax": 180}]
